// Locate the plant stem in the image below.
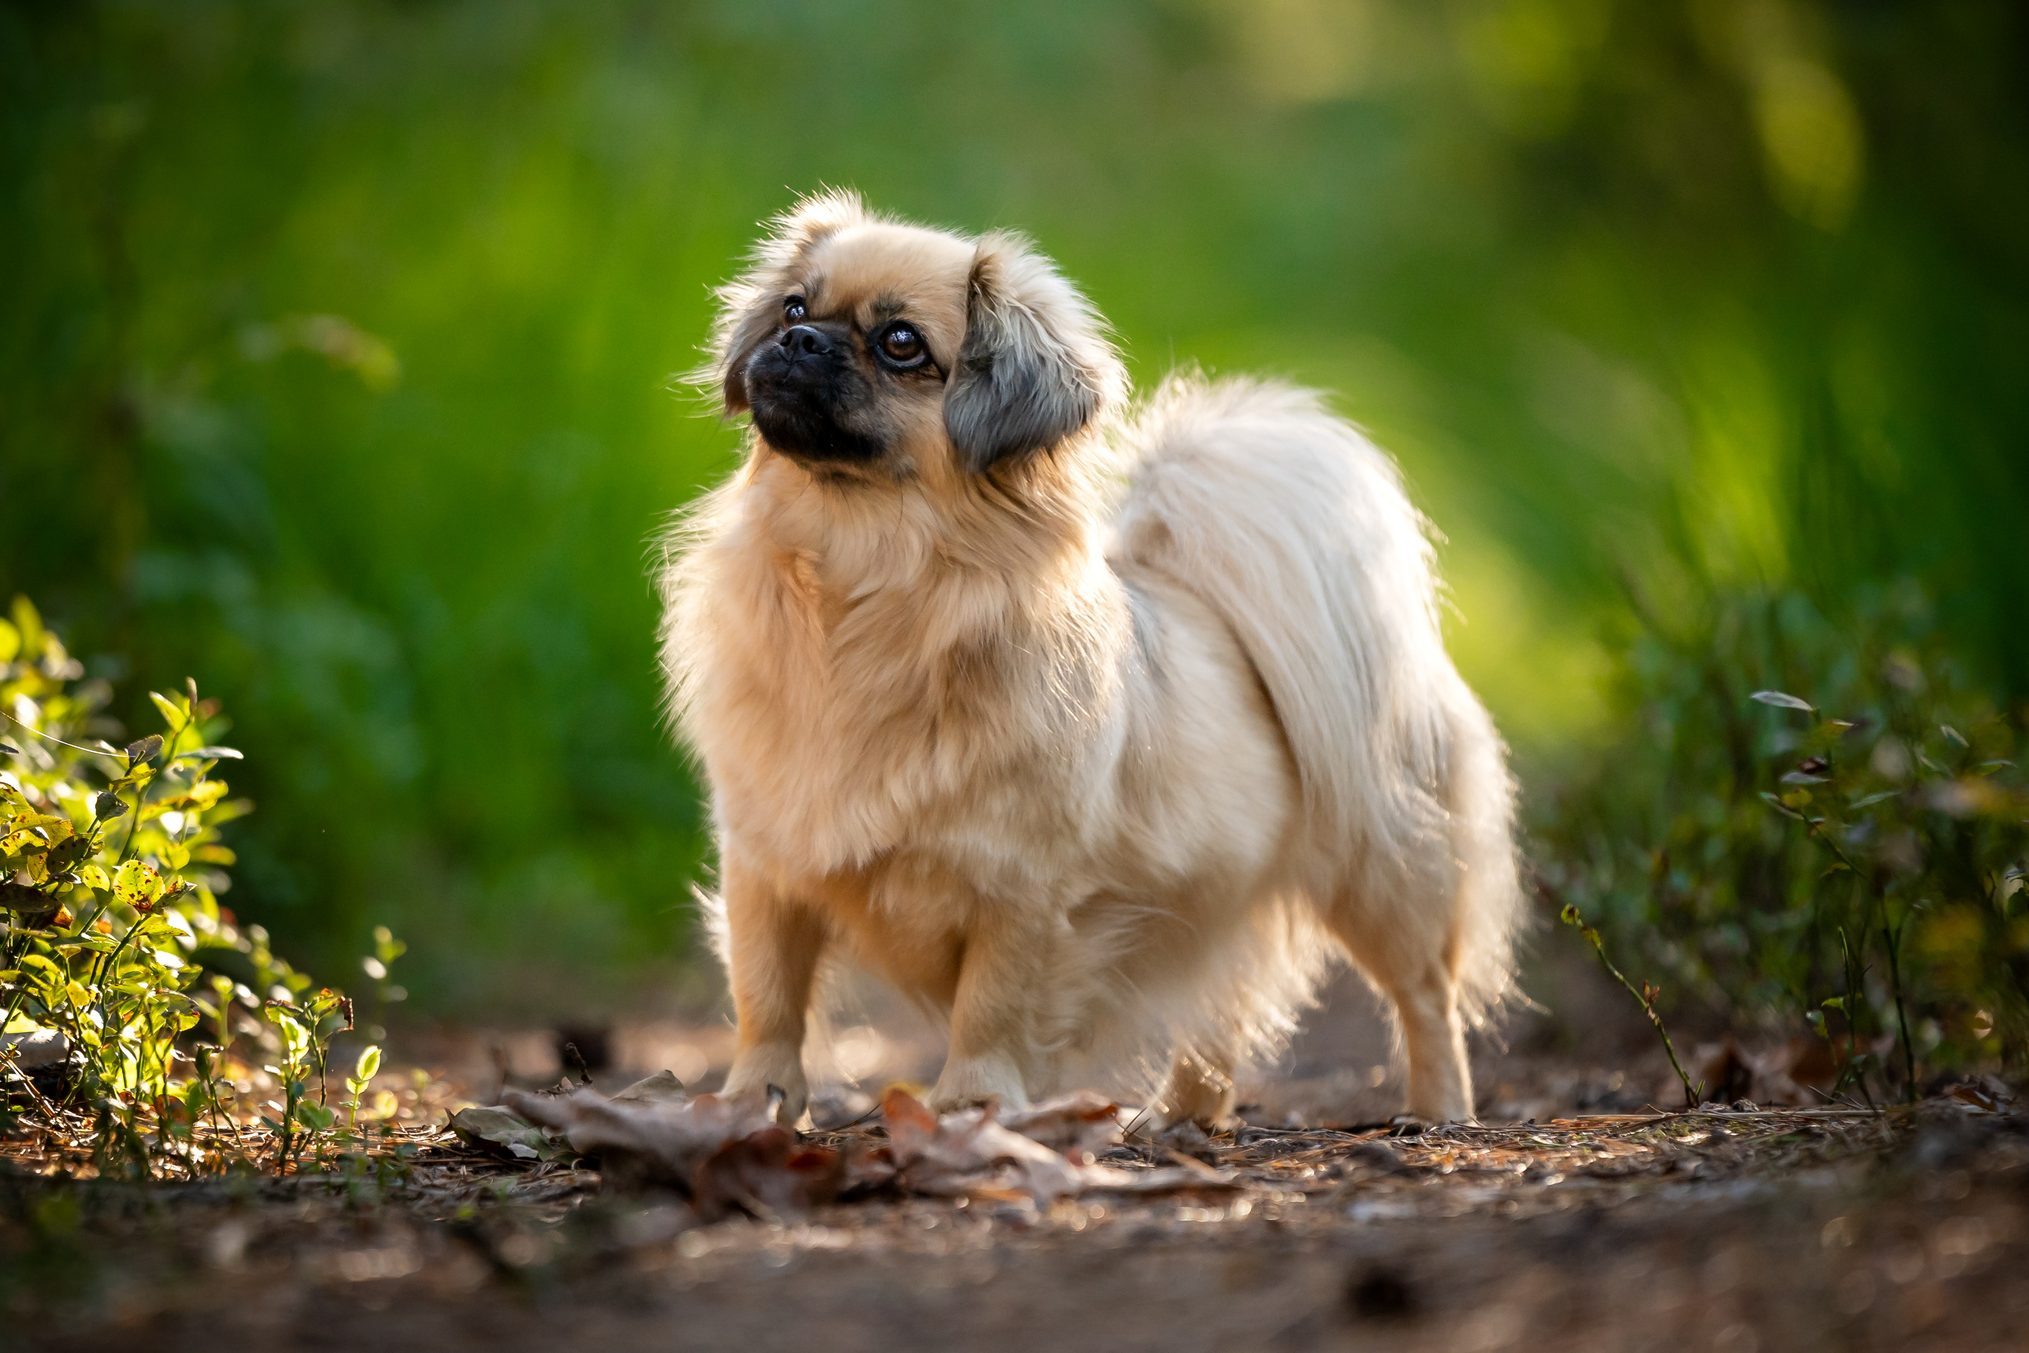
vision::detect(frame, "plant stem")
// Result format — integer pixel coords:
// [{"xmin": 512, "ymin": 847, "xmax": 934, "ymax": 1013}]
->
[
  {"xmin": 1561, "ymin": 904, "xmax": 1701, "ymax": 1108},
  {"xmin": 1882, "ymin": 920, "xmax": 1917, "ymax": 1102}
]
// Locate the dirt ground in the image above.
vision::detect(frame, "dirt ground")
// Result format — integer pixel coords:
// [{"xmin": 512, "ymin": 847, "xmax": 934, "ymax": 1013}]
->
[{"xmin": 5, "ymin": 976, "xmax": 2026, "ymax": 1353}]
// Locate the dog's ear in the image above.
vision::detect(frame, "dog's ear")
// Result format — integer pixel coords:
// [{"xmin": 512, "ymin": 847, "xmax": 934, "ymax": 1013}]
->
[
  {"xmin": 944, "ymin": 232, "xmax": 1124, "ymax": 473},
  {"xmin": 702, "ymin": 189, "xmax": 867, "ymax": 413}
]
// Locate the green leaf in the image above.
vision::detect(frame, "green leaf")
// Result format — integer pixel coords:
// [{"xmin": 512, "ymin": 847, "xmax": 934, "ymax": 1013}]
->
[
  {"xmin": 78, "ymin": 863, "xmax": 111, "ymax": 891},
  {"xmin": 1759, "ymin": 791, "xmax": 1805, "ymax": 820},
  {"xmin": 0, "ymin": 881, "xmax": 60, "ymax": 919},
  {"xmin": 147, "ymin": 691, "xmax": 186, "ymax": 728},
  {"xmin": 45, "ymin": 836, "xmax": 89, "ymax": 876},
  {"xmin": 1750, "ymin": 690, "xmax": 1815, "ymax": 712},
  {"xmin": 0, "ymin": 826, "xmax": 50, "ymax": 856},
  {"xmin": 9, "ymin": 598, "xmax": 43, "ymax": 655},
  {"xmin": 124, "ymin": 735, "xmax": 164, "ymax": 767},
  {"xmin": 94, "ymin": 790, "xmax": 129, "ymax": 821},
  {"xmin": 354, "ymin": 1043, "xmax": 382, "ymax": 1084},
  {"xmin": 112, "ymin": 859, "xmax": 164, "ymax": 907}
]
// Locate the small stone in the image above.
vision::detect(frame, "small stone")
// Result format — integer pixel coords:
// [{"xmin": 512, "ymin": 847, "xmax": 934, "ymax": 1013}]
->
[{"xmin": 0, "ymin": 1028, "xmax": 68, "ymax": 1070}]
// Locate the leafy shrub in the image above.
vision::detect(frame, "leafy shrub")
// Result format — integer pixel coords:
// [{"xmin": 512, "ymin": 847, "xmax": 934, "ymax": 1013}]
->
[
  {"xmin": 1538, "ymin": 584, "xmax": 2028, "ymax": 1098},
  {"xmin": 0, "ymin": 598, "xmax": 393, "ymax": 1175}
]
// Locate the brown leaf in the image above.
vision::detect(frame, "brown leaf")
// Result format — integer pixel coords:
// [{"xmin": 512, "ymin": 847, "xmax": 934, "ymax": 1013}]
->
[
  {"xmin": 880, "ymin": 1089, "xmax": 1088, "ymax": 1202},
  {"xmin": 1001, "ymin": 1091, "xmax": 1122, "ymax": 1158},
  {"xmin": 609, "ymin": 1069, "xmax": 688, "ymax": 1105},
  {"xmin": 1945, "ymin": 1078, "xmax": 2011, "ymax": 1114},
  {"xmin": 502, "ymin": 1081, "xmax": 778, "ymax": 1180},
  {"xmin": 692, "ymin": 1127, "xmax": 843, "ymax": 1220},
  {"xmin": 449, "ymin": 1105, "xmax": 566, "ymax": 1161},
  {"xmin": 874, "ymin": 1088, "xmax": 1218, "ymax": 1203}
]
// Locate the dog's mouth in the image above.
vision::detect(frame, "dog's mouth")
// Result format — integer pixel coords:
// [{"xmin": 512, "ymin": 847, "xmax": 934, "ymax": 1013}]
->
[{"xmin": 744, "ymin": 350, "xmax": 888, "ymax": 466}]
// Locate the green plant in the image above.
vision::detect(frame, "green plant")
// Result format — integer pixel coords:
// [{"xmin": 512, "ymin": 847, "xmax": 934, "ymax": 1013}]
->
[
  {"xmin": 345, "ymin": 1043, "xmax": 383, "ymax": 1135},
  {"xmin": 0, "ymin": 597, "xmax": 392, "ymax": 1176},
  {"xmin": 1539, "ymin": 584, "xmax": 2029, "ymax": 1099},
  {"xmin": 262, "ymin": 988, "xmax": 348, "ymax": 1171},
  {"xmin": 1558, "ymin": 903, "xmax": 1700, "ymax": 1107}
]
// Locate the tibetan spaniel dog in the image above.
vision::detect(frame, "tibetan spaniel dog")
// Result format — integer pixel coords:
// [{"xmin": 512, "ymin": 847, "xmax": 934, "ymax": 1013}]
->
[{"xmin": 660, "ymin": 191, "xmax": 1521, "ymax": 1126}]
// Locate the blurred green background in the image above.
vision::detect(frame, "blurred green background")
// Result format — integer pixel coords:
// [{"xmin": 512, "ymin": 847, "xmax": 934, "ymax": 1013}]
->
[{"xmin": 4, "ymin": 0, "xmax": 2025, "ymax": 1015}]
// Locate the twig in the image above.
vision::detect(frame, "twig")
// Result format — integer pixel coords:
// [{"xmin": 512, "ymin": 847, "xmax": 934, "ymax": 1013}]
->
[{"xmin": 1559, "ymin": 904, "xmax": 1701, "ymax": 1108}]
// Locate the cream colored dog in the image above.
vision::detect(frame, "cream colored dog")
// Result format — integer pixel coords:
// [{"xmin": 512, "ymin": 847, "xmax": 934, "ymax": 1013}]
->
[{"xmin": 660, "ymin": 191, "xmax": 1521, "ymax": 1126}]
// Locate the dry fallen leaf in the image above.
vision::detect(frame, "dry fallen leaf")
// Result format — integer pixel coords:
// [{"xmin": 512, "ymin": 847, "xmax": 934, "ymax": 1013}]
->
[
  {"xmin": 691, "ymin": 1126, "xmax": 844, "ymax": 1219},
  {"xmin": 1001, "ymin": 1091, "xmax": 1123, "ymax": 1157},
  {"xmin": 496, "ymin": 1074, "xmax": 842, "ymax": 1217},
  {"xmin": 609, "ymin": 1069, "xmax": 687, "ymax": 1105},
  {"xmin": 501, "ymin": 1080, "xmax": 776, "ymax": 1175},
  {"xmin": 448, "ymin": 1104, "xmax": 564, "ymax": 1161},
  {"xmin": 880, "ymin": 1087, "xmax": 1091, "ymax": 1202},
  {"xmin": 875, "ymin": 1088, "xmax": 1238, "ymax": 1204},
  {"xmin": 471, "ymin": 1077, "xmax": 1231, "ymax": 1212},
  {"xmin": 1945, "ymin": 1077, "xmax": 2011, "ymax": 1113}
]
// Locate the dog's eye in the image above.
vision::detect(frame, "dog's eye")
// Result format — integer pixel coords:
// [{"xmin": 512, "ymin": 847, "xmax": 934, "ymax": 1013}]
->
[
  {"xmin": 875, "ymin": 321, "xmax": 928, "ymax": 368},
  {"xmin": 783, "ymin": 296, "xmax": 807, "ymax": 323}
]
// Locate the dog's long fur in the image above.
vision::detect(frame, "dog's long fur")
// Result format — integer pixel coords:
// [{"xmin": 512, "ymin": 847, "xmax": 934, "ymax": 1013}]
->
[{"xmin": 659, "ymin": 191, "xmax": 1521, "ymax": 1123}]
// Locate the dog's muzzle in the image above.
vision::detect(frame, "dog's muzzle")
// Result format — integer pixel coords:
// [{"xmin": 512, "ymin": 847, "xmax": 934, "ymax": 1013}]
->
[{"xmin": 744, "ymin": 326, "xmax": 886, "ymax": 464}]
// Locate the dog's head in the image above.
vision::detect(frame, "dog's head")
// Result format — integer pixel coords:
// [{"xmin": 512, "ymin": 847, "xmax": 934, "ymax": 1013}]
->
[{"xmin": 702, "ymin": 191, "xmax": 1124, "ymax": 485}]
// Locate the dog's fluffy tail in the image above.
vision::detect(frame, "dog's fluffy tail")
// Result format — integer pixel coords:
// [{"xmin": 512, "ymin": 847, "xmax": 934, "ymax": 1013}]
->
[{"xmin": 1108, "ymin": 375, "xmax": 1521, "ymax": 1025}]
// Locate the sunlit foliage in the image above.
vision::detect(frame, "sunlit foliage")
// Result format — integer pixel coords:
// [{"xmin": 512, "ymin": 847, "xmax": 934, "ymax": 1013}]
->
[
  {"xmin": 1540, "ymin": 586, "xmax": 2029, "ymax": 1093},
  {"xmin": 0, "ymin": 601, "xmax": 392, "ymax": 1175},
  {"xmin": 2, "ymin": 2, "xmax": 2023, "ymax": 1005}
]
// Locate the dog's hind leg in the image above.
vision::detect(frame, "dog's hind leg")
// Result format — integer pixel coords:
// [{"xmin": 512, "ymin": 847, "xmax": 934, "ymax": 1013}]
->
[
  {"xmin": 1382, "ymin": 962, "xmax": 1471, "ymax": 1123},
  {"xmin": 1323, "ymin": 872, "xmax": 1474, "ymax": 1123}
]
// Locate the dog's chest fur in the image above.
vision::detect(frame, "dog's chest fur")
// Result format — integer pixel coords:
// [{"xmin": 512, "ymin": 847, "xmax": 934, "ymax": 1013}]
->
[{"xmin": 679, "ymin": 486, "xmax": 1120, "ymax": 899}]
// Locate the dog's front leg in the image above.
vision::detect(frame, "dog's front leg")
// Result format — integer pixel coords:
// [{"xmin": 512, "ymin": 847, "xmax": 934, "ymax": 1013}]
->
[
  {"xmin": 929, "ymin": 902, "xmax": 1054, "ymax": 1113},
  {"xmin": 718, "ymin": 858, "xmax": 825, "ymax": 1126}
]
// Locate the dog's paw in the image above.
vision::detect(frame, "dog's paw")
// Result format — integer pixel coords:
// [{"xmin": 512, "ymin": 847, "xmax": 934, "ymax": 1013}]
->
[
  {"xmin": 1154, "ymin": 1064, "xmax": 1238, "ymax": 1132},
  {"xmin": 1398, "ymin": 1102, "xmax": 1477, "ymax": 1128},
  {"xmin": 723, "ymin": 1045, "xmax": 807, "ymax": 1127},
  {"xmin": 1155, "ymin": 1106, "xmax": 1240, "ymax": 1136},
  {"xmin": 928, "ymin": 1054, "xmax": 1028, "ymax": 1115}
]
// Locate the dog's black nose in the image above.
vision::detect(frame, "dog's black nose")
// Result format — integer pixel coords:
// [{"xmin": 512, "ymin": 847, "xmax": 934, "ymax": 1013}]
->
[{"xmin": 780, "ymin": 324, "xmax": 833, "ymax": 357}]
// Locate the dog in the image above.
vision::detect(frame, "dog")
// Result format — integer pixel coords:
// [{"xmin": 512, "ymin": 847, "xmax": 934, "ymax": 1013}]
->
[{"xmin": 658, "ymin": 191, "xmax": 1521, "ymax": 1126}]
